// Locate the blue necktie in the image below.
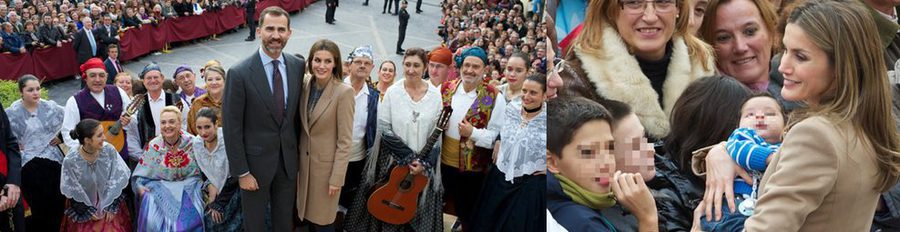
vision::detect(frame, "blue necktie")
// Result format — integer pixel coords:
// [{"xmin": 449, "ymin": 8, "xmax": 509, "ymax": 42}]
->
[{"xmin": 86, "ymin": 29, "xmax": 96, "ymax": 56}]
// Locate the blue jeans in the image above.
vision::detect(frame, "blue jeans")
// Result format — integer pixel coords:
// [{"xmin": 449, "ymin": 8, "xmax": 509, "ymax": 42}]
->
[{"xmin": 700, "ymin": 196, "xmax": 750, "ymax": 232}]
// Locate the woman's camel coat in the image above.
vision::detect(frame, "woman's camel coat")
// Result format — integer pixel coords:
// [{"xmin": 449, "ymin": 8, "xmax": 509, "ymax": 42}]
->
[{"xmin": 296, "ymin": 76, "xmax": 355, "ymax": 225}]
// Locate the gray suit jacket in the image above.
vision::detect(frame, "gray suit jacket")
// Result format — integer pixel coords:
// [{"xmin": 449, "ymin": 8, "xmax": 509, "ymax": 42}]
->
[{"xmin": 223, "ymin": 51, "xmax": 304, "ymax": 185}]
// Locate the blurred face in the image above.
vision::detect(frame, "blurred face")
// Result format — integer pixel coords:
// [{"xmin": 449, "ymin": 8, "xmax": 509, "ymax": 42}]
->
[
  {"xmin": 428, "ymin": 61, "xmax": 449, "ymax": 84},
  {"xmin": 257, "ymin": 13, "xmax": 292, "ymax": 57},
  {"xmin": 350, "ymin": 57, "xmax": 374, "ymax": 80},
  {"xmin": 778, "ymin": 24, "xmax": 833, "ymax": 105},
  {"xmin": 403, "ymin": 56, "xmax": 426, "ymax": 79},
  {"xmin": 548, "ymin": 120, "xmax": 616, "ymax": 194},
  {"xmin": 521, "ymin": 80, "xmax": 545, "ymax": 109},
  {"xmin": 460, "ymin": 57, "xmax": 485, "ymax": 85},
  {"xmin": 194, "ymin": 116, "xmax": 217, "ymax": 143},
  {"xmin": 43, "ymin": 15, "xmax": 52, "ymax": 24},
  {"xmin": 174, "ymin": 71, "xmax": 196, "ymax": 92},
  {"xmin": 20, "ymin": 80, "xmax": 41, "ymax": 104},
  {"xmin": 204, "ymin": 71, "xmax": 225, "ymax": 97},
  {"xmin": 311, "ymin": 50, "xmax": 336, "ymax": 81},
  {"xmin": 83, "ymin": 18, "xmax": 92, "ymax": 29},
  {"xmin": 85, "ymin": 68, "xmax": 109, "ymax": 93},
  {"xmin": 739, "ymin": 96, "xmax": 784, "ymax": 143},
  {"xmin": 109, "ymin": 47, "xmax": 119, "ymax": 59},
  {"xmin": 612, "ymin": 114, "xmax": 656, "ymax": 182},
  {"xmin": 615, "ymin": 0, "xmax": 679, "ymax": 60},
  {"xmin": 142, "ymin": 70, "xmax": 164, "ymax": 93},
  {"xmin": 115, "ymin": 75, "xmax": 132, "ymax": 94},
  {"xmin": 712, "ymin": 0, "xmax": 772, "ymax": 85},
  {"xmin": 504, "ymin": 57, "xmax": 528, "ymax": 88},
  {"xmin": 103, "ymin": 16, "xmax": 112, "ymax": 25},
  {"xmin": 160, "ymin": 111, "xmax": 180, "ymax": 140},
  {"xmin": 84, "ymin": 126, "xmax": 105, "ymax": 150},
  {"xmin": 379, "ymin": 62, "xmax": 396, "ymax": 84}
]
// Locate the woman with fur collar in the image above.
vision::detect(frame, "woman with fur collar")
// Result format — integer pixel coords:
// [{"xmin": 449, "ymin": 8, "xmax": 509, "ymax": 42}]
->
[{"xmin": 556, "ymin": 0, "xmax": 715, "ymax": 140}]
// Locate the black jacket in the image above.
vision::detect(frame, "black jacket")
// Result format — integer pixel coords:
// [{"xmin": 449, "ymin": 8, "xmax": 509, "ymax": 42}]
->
[
  {"xmin": 38, "ymin": 24, "xmax": 63, "ymax": 45},
  {"xmin": 173, "ymin": 2, "xmax": 193, "ymax": 16},
  {"xmin": 648, "ymin": 153, "xmax": 705, "ymax": 232},
  {"xmin": 398, "ymin": 8, "xmax": 409, "ymax": 28}
]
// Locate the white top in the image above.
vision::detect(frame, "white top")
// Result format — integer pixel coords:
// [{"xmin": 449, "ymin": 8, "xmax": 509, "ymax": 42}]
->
[
  {"xmin": 445, "ymin": 83, "xmax": 507, "ymax": 148},
  {"xmin": 496, "ymin": 98, "xmax": 546, "ymax": 182},
  {"xmin": 345, "ymin": 78, "xmax": 370, "ymax": 162},
  {"xmin": 62, "ymin": 87, "xmax": 133, "ymax": 149},
  {"xmin": 378, "ymin": 79, "xmax": 442, "ymax": 152}
]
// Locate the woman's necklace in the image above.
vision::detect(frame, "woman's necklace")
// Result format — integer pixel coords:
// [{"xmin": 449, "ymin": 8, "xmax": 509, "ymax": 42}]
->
[
  {"xmin": 520, "ymin": 105, "xmax": 542, "ymax": 128},
  {"xmin": 81, "ymin": 146, "xmax": 99, "ymax": 166},
  {"xmin": 165, "ymin": 136, "xmax": 181, "ymax": 150}
]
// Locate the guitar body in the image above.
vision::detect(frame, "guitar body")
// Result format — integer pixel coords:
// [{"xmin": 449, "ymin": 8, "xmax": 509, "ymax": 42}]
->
[
  {"xmin": 367, "ymin": 165, "xmax": 428, "ymax": 225},
  {"xmin": 101, "ymin": 120, "xmax": 126, "ymax": 152}
]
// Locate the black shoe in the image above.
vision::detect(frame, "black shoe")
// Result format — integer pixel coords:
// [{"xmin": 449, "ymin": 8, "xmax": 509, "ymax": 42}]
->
[
  {"xmin": 327, "ymin": 21, "xmax": 335, "ymax": 25},
  {"xmin": 396, "ymin": 49, "xmax": 405, "ymax": 55},
  {"xmin": 416, "ymin": 10, "xmax": 422, "ymax": 13},
  {"xmin": 382, "ymin": 11, "xmax": 386, "ymax": 14},
  {"xmin": 392, "ymin": 13, "xmax": 398, "ymax": 16},
  {"xmin": 244, "ymin": 37, "xmax": 254, "ymax": 41},
  {"xmin": 363, "ymin": 2, "xmax": 368, "ymax": 5}
]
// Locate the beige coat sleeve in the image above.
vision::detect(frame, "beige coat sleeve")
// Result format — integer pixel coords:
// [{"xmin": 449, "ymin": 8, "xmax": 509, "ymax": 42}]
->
[
  {"xmin": 328, "ymin": 87, "xmax": 355, "ymax": 187},
  {"xmin": 744, "ymin": 118, "xmax": 839, "ymax": 231}
]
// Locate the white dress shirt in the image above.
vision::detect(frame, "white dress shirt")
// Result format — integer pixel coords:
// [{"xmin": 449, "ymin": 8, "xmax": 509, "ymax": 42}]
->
[
  {"xmin": 445, "ymin": 83, "xmax": 507, "ymax": 148},
  {"xmin": 378, "ymin": 80, "xmax": 443, "ymax": 152},
  {"xmin": 344, "ymin": 78, "xmax": 370, "ymax": 162}
]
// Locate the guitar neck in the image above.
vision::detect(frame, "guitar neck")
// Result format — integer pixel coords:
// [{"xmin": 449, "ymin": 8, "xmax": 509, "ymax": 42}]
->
[{"xmin": 416, "ymin": 127, "xmax": 443, "ymax": 159}]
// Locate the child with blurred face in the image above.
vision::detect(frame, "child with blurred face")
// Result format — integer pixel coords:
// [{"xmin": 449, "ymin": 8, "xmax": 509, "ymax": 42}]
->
[
  {"xmin": 700, "ymin": 93, "xmax": 785, "ymax": 230},
  {"xmin": 601, "ymin": 100, "xmax": 656, "ymax": 182},
  {"xmin": 547, "ymin": 97, "xmax": 659, "ymax": 230}
]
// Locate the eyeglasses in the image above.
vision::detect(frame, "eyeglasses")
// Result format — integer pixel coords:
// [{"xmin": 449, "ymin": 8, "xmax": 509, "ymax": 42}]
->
[{"xmin": 619, "ymin": 0, "xmax": 678, "ymax": 15}]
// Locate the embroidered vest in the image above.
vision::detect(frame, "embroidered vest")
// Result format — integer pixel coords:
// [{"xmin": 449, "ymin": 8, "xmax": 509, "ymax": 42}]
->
[
  {"xmin": 441, "ymin": 79, "xmax": 498, "ymax": 171},
  {"xmin": 75, "ymin": 85, "xmax": 128, "ymax": 158}
]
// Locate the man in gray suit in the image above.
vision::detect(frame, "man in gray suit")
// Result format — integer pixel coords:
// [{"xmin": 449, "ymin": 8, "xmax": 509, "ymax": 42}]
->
[{"xmin": 222, "ymin": 6, "xmax": 303, "ymax": 232}]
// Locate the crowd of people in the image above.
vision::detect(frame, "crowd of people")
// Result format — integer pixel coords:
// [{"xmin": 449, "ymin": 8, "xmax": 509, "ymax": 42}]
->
[
  {"xmin": 545, "ymin": 0, "xmax": 900, "ymax": 231},
  {"xmin": 438, "ymin": 0, "xmax": 547, "ymax": 88},
  {"xmin": 0, "ymin": 0, "xmax": 243, "ymax": 56},
  {"xmin": 0, "ymin": 0, "xmax": 553, "ymax": 230}
]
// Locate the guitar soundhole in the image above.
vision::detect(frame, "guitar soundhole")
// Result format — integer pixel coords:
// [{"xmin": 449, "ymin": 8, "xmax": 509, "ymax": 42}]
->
[
  {"xmin": 381, "ymin": 200, "xmax": 405, "ymax": 210},
  {"xmin": 400, "ymin": 180, "xmax": 411, "ymax": 190}
]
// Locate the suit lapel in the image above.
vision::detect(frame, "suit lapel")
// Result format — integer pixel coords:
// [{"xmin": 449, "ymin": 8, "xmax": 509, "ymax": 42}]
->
[
  {"xmin": 300, "ymin": 75, "xmax": 311, "ymax": 134},
  {"xmin": 249, "ymin": 52, "xmax": 277, "ymax": 122},
  {"xmin": 309, "ymin": 79, "xmax": 336, "ymax": 128},
  {"xmin": 284, "ymin": 55, "xmax": 301, "ymax": 128}
]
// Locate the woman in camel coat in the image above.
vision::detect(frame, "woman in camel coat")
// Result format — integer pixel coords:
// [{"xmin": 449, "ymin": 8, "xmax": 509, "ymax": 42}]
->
[{"xmin": 297, "ymin": 39, "xmax": 355, "ymax": 230}]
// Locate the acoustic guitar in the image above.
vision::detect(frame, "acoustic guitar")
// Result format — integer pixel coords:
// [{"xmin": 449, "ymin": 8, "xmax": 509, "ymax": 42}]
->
[
  {"xmin": 367, "ymin": 107, "xmax": 453, "ymax": 225},
  {"xmin": 102, "ymin": 94, "xmax": 146, "ymax": 153}
]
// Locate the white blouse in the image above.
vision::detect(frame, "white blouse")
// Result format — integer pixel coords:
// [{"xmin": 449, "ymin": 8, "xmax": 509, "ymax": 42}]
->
[{"xmin": 377, "ymin": 79, "xmax": 443, "ymax": 152}]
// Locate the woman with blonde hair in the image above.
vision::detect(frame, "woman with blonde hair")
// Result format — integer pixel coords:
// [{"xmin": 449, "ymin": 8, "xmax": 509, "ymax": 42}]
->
[
  {"xmin": 187, "ymin": 65, "xmax": 226, "ymax": 135},
  {"xmin": 296, "ymin": 39, "xmax": 355, "ymax": 231},
  {"xmin": 556, "ymin": 0, "xmax": 716, "ymax": 140},
  {"xmin": 699, "ymin": 0, "xmax": 900, "ymax": 230}
]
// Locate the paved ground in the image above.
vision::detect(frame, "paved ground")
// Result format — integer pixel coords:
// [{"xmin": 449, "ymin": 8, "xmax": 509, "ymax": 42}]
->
[{"xmin": 47, "ymin": 0, "xmax": 445, "ymax": 105}]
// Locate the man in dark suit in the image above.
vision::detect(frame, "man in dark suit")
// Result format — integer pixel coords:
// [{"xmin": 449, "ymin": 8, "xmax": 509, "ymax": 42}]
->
[
  {"xmin": 396, "ymin": 1, "xmax": 408, "ymax": 54},
  {"xmin": 244, "ymin": 0, "xmax": 256, "ymax": 41},
  {"xmin": 223, "ymin": 6, "xmax": 303, "ymax": 232},
  {"xmin": 325, "ymin": 0, "xmax": 337, "ymax": 24},
  {"xmin": 72, "ymin": 16, "xmax": 98, "ymax": 66},
  {"xmin": 104, "ymin": 44, "xmax": 123, "ymax": 85},
  {"xmin": 95, "ymin": 14, "xmax": 119, "ymax": 60}
]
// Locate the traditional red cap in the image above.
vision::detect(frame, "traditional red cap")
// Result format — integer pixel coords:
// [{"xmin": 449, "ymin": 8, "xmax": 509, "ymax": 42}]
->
[
  {"xmin": 80, "ymin": 58, "xmax": 106, "ymax": 76},
  {"xmin": 428, "ymin": 46, "xmax": 453, "ymax": 66}
]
